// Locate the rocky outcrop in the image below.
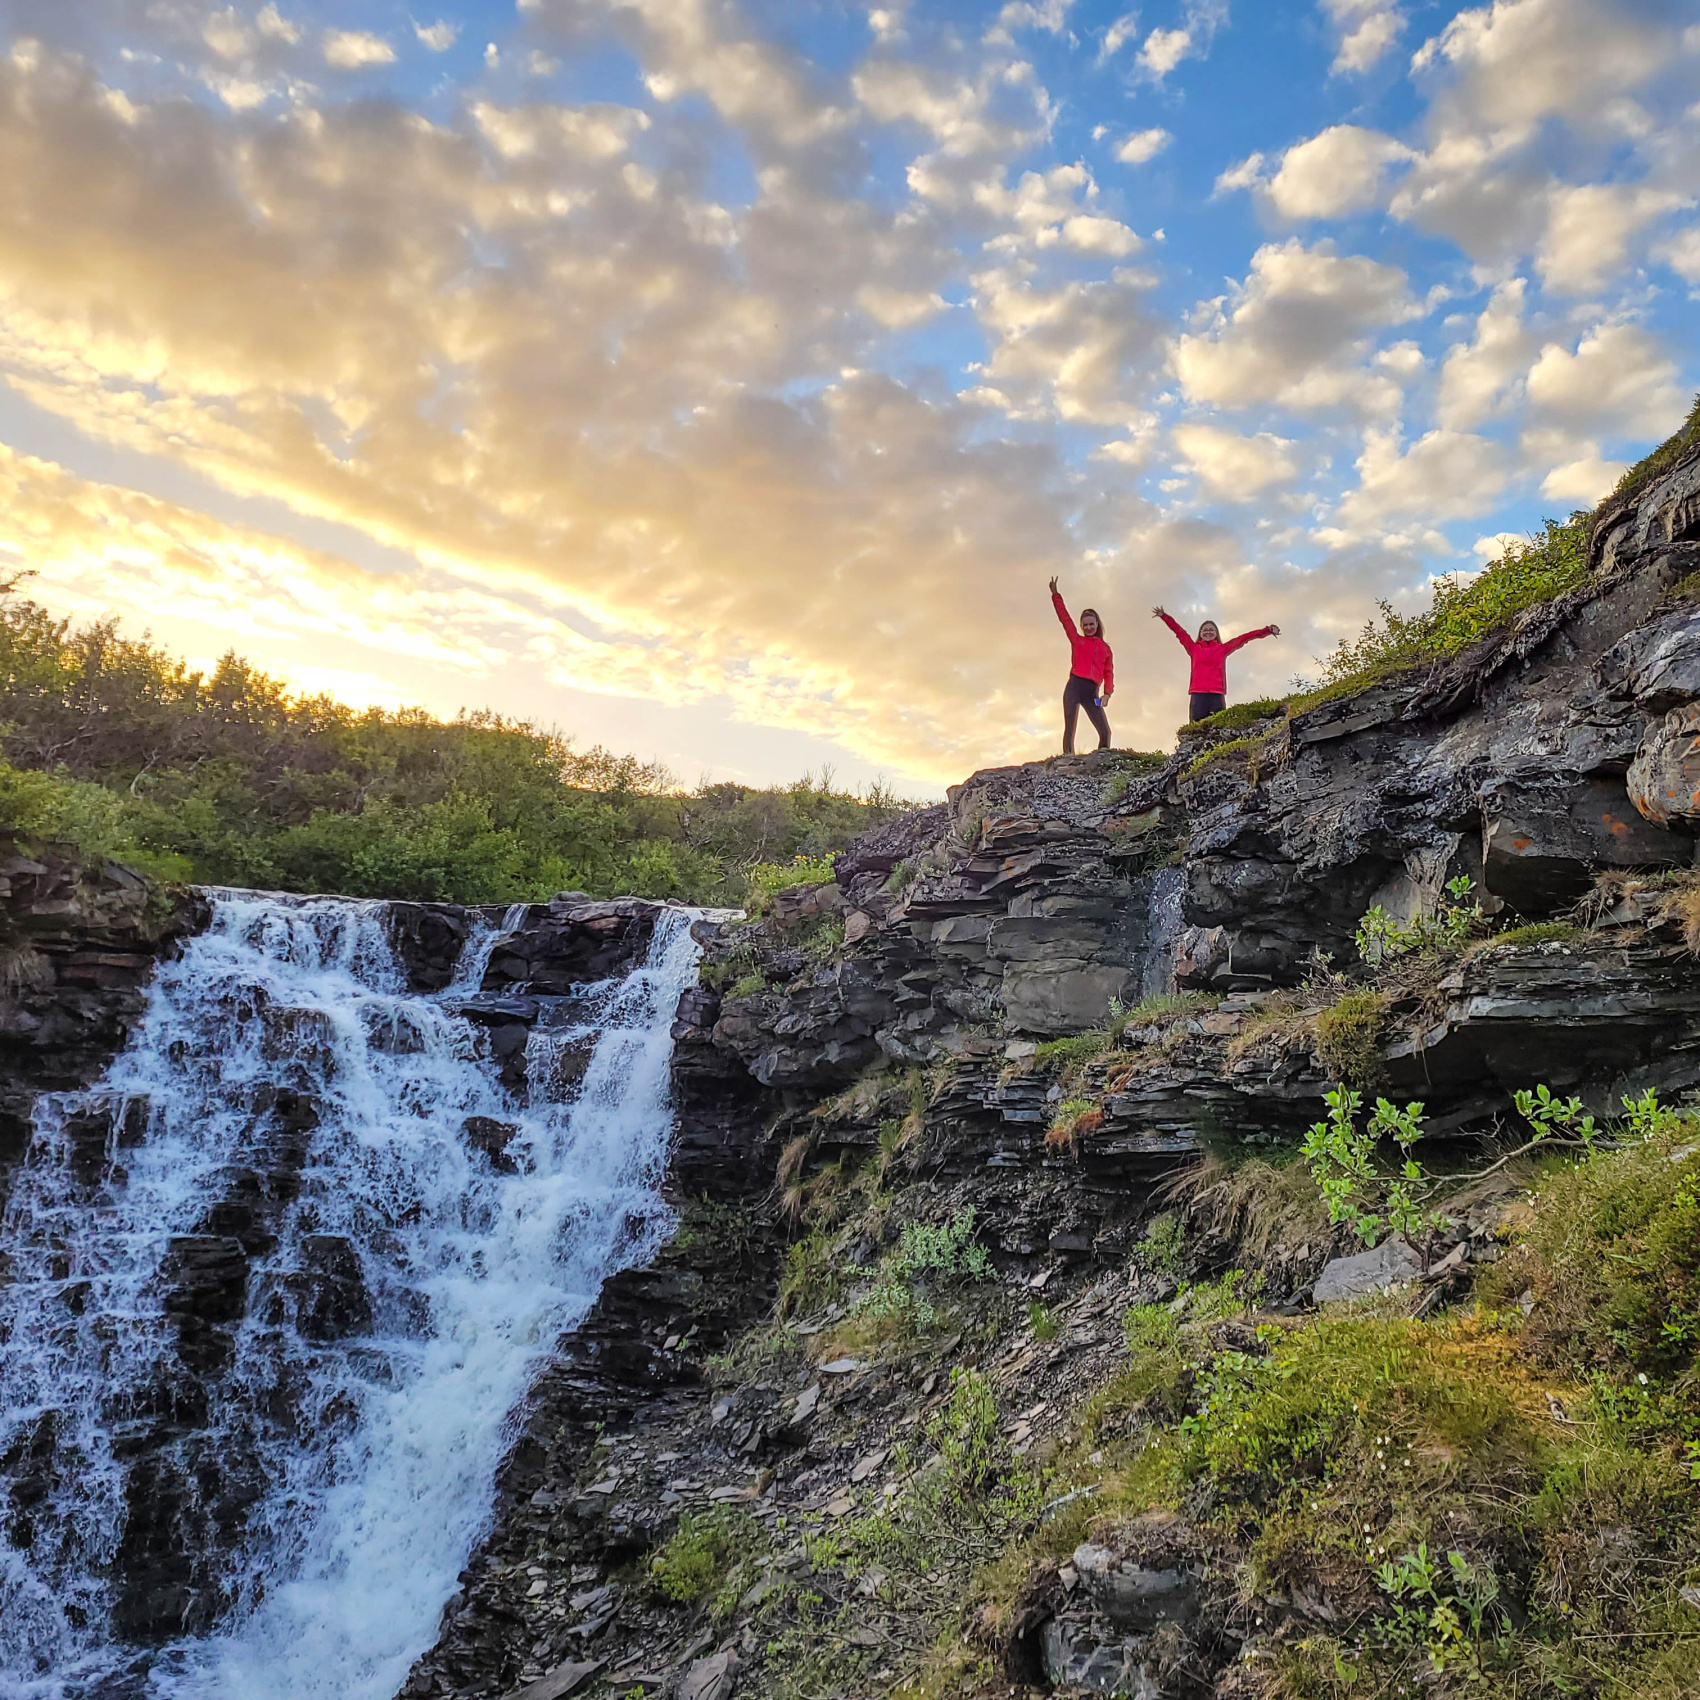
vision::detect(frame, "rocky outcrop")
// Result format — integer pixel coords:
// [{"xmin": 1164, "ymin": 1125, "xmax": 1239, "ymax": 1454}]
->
[{"xmin": 0, "ymin": 837, "xmax": 206, "ymax": 1206}]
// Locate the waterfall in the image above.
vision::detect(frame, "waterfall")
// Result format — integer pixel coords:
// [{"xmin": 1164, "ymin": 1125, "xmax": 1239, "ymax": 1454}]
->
[{"xmin": 0, "ymin": 892, "xmax": 699, "ymax": 1700}]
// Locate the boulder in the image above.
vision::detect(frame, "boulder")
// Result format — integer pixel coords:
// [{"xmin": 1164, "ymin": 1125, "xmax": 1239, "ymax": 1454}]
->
[
  {"xmin": 1039, "ymin": 1618, "xmax": 1162, "ymax": 1697},
  {"xmin": 1072, "ymin": 1544, "xmax": 1199, "ymax": 1630},
  {"xmin": 1598, "ymin": 603, "xmax": 1700, "ymax": 712},
  {"xmin": 678, "ymin": 1649, "xmax": 740, "ymax": 1700},
  {"xmin": 1314, "ymin": 1237, "xmax": 1423, "ymax": 1303},
  {"xmin": 1480, "ymin": 771, "xmax": 1688, "ymax": 914},
  {"xmin": 1628, "ymin": 702, "xmax": 1700, "ymax": 828}
]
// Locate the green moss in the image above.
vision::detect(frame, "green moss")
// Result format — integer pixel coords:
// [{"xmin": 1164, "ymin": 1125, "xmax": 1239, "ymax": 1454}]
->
[
  {"xmin": 1182, "ymin": 731, "xmax": 1276, "ymax": 780},
  {"xmin": 727, "ymin": 970, "xmax": 768, "ymax": 999},
  {"xmin": 1179, "ymin": 698, "xmax": 1287, "ymax": 739},
  {"xmin": 1314, "ymin": 988, "xmax": 1389, "ymax": 1091},
  {"xmin": 1483, "ymin": 1122, "xmax": 1700, "ymax": 1380},
  {"xmin": 1488, "ymin": 921, "xmax": 1588, "ymax": 950}
]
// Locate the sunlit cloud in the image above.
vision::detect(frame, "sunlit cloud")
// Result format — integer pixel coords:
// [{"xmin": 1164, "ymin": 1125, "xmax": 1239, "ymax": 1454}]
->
[{"xmin": 0, "ymin": 0, "xmax": 1689, "ymax": 789}]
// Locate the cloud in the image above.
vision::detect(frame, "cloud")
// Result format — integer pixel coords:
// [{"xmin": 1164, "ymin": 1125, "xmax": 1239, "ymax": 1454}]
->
[
  {"xmin": 1536, "ymin": 181, "xmax": 1687, "ymax": 293},
  {"xmin": 1135, "ymin": 0, "xmax": 1227, "ymax": 81},
  {"xmin": 415, "ymin": 20, "xmax": 459, "ymax": 52},
  {"xmin": 1098, "ymin": 10, "xmax": 1141, "ymax": 62},
  {"xmin": 1115, "ymin": 126, "xmax": 1170, "ymax": 165},
  {"xmin": 1386, "ymin": 0, "xmax": 1691, "ymax": 278},
  {"xmin": 1523, "ymin": 321, "xmax": 1684, "ymax": 437},
  {"xmin": 1172, "ymin": 239, "xmax": 1421, "ymax": 414},
  {"xmin": 0, "ymin": 0, "xmax": 1693, "ymax": 782},
  {"xmin": 1537, "ymin": 441, "xmax": 1623, "ymax": 503},
  {"xmin": 1656, "ymin": 224, "xmax": 1700, "ymax": 283},
  {"xmin": 1332, "ymin": 427, "xmax": 1511, "ymax": 531},
  {"xmin": 986, "ymin": 0, "xmax": 1073, "ymax": 46},
  {"xmin": 973, "ymin": 265, "xmax": 1162, "ymax": 425},
  {"xmin": 322, "ymin": 29, "xmax": 396, "ymax": 70},
  {"xmin": 1436, "ymin": 278, "xmax": 1535, "ymax": 429},
  {"xmin": 1172, "ymin": 423, "xmax": 1300, "ymax": 498},
  {"xmin": 256, "ymin": 6, "xmax": 300, "ymax": 47},
  {"xmin": 1322, "ymin": 0, "xmax": 1403, "ymax": 75},
  {"xmin": 1265, "ymin": 124, "xmax": 1411, "ymax": 219},
  {"xmin": 1213, "ymin": 151, "xmax": 1265, "ymax": 196}
]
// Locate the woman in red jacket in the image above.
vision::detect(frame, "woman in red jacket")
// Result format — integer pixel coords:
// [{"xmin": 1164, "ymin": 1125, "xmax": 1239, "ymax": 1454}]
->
[
  {"xmin": 1049, "ymin": 576, "xmax": 1113, "ymax": 752},
  {"xmin": 1153, "ymin": 606, "xmax": 1280, "ymax": 721}
]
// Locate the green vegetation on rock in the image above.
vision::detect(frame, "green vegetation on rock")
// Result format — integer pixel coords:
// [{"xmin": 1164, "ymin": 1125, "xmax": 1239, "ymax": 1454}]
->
[{"xmin": 1314, "ymin": 511, "xmax": 1592, "ymax": 690}]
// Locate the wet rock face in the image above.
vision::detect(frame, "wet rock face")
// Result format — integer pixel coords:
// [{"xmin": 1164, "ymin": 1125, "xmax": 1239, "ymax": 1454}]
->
[
  {"xmin": 386, "ymin": 903, "xmax": 501, "ymax": 992},
  {"xmin": 0, "ymin": 839, "xmax": 206, "ymax": 1207},
  {"xmin": 484, "ymin": 897, "xmax": 672, "ymax": 994}
]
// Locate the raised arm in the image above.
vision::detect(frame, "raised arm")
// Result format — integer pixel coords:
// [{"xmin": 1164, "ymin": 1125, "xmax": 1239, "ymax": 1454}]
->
[
  {"xmin": 1222, "ymin": 624, "xmax": 1280, "ymax": 656},
  {"xmin": 1153, "ymin": 607, "xmax": 1194, "ymax": 654},
  {"xmin": 1051, "ymin": 588, "xmax": 1079, "ymax": 640}
]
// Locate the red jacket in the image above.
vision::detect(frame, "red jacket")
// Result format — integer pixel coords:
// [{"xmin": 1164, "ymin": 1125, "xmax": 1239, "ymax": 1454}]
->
[
  {"xmin": 1158, "ymin": 612, "xmax": 1275, "ymax": 694},
  {"xmin": 1053, "ymin": 593, "xmax": 1114, "ymax": 693}
]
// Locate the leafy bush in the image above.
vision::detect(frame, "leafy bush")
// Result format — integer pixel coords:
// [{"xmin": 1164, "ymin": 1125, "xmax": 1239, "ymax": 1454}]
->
[
  {"xmin": 1355, "ymin": 874, "xmax": 1486, "ymax": 967},
  {"xmin": 848, "ymin": 1207, "xmax": 994, "ymax": 1337},
  {"xmin": 1485, "ymin": 1112, "xmax": 1700, "ymax": 1378},
  {"xmin": 0, "ymin": 590, "xmax": 911, "ymax": 902},
  {"xmin": 1139, "ymin": 1212, "xmax": 1187, "ymax": 1277},
  {"xmin": 1302, "ymin": 1088, "xmax": 1448, "ymax": 1264},
  {"xmin": 646, "ymin": 1504, "xmax": 761, "ymax": 1607},
  {"xmin": 889, "ymin": 1208, "xmax": 994, "ymax": 1283},
  {"xmin": 1316, "ymin": 512, "xmax": 1591, "ymax": 688}
]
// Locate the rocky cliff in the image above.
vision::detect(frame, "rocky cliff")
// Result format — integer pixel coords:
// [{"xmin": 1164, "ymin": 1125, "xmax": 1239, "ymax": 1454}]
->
[
  {"xmin": 0, "ymin": 836, "xmax": 206, "ymax": 1210},
  {"xmin": 406, "ymin": 443, "xmax": 1700, "ymax": 1700}
]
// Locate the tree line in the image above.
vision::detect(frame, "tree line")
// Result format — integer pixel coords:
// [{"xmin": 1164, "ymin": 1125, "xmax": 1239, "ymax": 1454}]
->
[{"xmin": 0, "ymin": 588, "xmax": 913, "ymax": 905}]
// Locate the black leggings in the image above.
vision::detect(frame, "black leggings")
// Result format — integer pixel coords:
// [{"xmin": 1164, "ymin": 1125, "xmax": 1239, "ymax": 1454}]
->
[
  {"xmin": 1189, "ymin": 692, "xmax": 1226, "ymax": 722},
  {"xmin": 1063, "ymin": 674, "xmax": 1111, "ymax": 753}
]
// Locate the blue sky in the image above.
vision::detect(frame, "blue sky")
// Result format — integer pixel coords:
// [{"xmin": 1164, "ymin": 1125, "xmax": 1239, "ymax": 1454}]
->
[{"xmin": 0, "ymin": 0, "xmax": 1693, "ymax": 792}]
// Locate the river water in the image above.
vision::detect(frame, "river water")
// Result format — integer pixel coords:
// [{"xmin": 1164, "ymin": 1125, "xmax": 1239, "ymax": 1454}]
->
[{"xmin": 0, "ymin": 893, "xmax": 697, "ymax": 1699}]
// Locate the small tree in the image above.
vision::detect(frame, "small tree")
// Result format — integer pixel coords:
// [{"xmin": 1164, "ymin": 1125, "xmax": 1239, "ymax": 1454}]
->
[{"xmin": 1301, "ymin": 1088, "xmax": 1450, "ymax": 1268}]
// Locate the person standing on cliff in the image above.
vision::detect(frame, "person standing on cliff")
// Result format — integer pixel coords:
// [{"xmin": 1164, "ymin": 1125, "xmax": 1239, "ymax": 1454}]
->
[
  {"xmin": 1153, "ymin": 607, "xmax": 1280, "ymax": 722},
  {"xmin": 1049, "ymin": 577, "xmax": 1114, "ymax": 753}
]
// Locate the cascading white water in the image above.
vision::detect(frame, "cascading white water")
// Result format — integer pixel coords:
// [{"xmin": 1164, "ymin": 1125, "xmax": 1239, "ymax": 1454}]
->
[{"xmin": 0, "ymin": 892, "xmax": 699, "ymax": 1700}]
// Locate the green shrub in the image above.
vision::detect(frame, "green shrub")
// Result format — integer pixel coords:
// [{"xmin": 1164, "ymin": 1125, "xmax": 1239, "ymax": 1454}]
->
[
  {"xmin": 646, "ymin": 1504, "xmax": 761, "ymax": 1607},
  {"xmin": 1027, "ymin": 1301, "xmax": 1060, "ymax": 1342},
  {"xmin": 1355, "ymin": 875, "xmax": 1486, "ymax": 967},
  {"xmin": 0, "ymin": 590, "xmax": 912, "ymax": 903},
  {"xmin": 1139, "ymin": 1211, "xmax": 1188, "ymax": 1276},
  {"xmin": 726, "ymin": 971, "xmax": 768, "ymax": 999},
  {"xmin": 1315, "ymin": 513, "xmax": 1591, "ymax": 689},
  {"xmin": 1486, "ymin": 1118, "xmax": 1700, "ymax": 1380}
]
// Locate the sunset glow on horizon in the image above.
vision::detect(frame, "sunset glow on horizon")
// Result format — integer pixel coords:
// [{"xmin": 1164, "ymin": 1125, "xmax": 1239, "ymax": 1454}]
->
[{"xmin": 0, "ymin": 0, "xmax": 1695, "ymax": 793}]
